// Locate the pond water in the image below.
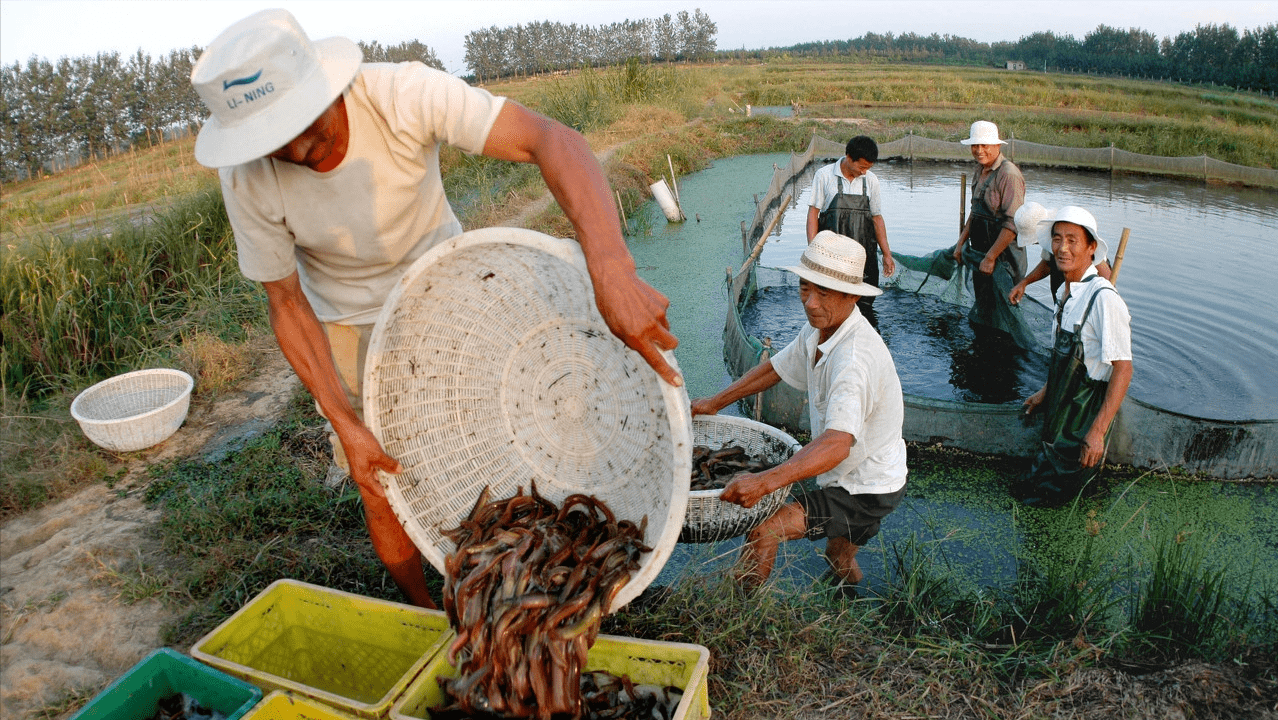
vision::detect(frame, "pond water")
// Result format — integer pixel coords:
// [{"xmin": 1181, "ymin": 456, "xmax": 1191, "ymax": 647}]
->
[
  {"xmin": 625, "ymin": 153, "xmax": 1277, "ymax": 602},
  {"xmin": 753, "ymin": 160, "xmax": 1278, "ymax": 421}
]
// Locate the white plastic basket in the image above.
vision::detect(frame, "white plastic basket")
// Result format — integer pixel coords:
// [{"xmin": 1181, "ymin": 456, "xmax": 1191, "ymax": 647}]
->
[
  {"xmin": 681, "ymin": 415, "xmax": 801, "ymax": 543},
  {"xmin": 364, "ymin": 228, "xmax": 692, "ymax": 611},
  {"xmin": 70, "ymin": 368, "xmax": 194, "ymax": 452}
]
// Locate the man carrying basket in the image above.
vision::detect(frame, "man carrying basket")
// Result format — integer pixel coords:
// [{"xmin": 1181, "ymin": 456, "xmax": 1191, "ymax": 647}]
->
[
  {"xmin": 690, "ymin": 232, "xmax": 908, "ymax": 597},
  {"xmin": 189, "ymin": 9, "xmax": 680, "ymax": 609}
]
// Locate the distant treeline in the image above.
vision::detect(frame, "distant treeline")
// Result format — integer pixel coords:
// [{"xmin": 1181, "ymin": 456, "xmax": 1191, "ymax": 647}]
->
[
  {"xmin": 752, "ymin": 23, "xmax": 1278, "ymax": 93},
  {"xmin": 463, "ymin": 10, "xmax": 718, "ymax": 83},
  {"xmin": 3, "ymin": 17, "xmax": 1274, "ymax": 183},
  {"xmin": 0, "ymin": 40, "xmax": 442, "ymax": 182}
]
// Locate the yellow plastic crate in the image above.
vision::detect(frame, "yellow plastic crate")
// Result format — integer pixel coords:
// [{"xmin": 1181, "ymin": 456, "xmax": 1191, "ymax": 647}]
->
[
  {"xmin": 191, "ymin": 580, "xmax": 453, "ymax": 719},
  {"xmin": 390, "ymin": 633, "xmax": 711, "ymax": 720},
  {"xmin": 243, "ymin": 691, "xmax": 360, "ymax": 720}
]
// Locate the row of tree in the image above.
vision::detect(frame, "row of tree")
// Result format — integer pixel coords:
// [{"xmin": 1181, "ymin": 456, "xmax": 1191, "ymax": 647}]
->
[
  {"xmin": 1014, "ymin": 23, "xmax": 1277, "ymax": 91},
  {"xmin": 3, "ymin": 18, "xmax": 1273, "ymax": 182},
  {"xmin": 0, "ymin": 40, "xmax": 445, "ymax": 182},
  {"xmin": 463, "ymin": 10, "xmax": 718, "ymax": 83},
  {"xmin": 765, "ymin": 23, "xmax": 1278, "ymax": 93}
]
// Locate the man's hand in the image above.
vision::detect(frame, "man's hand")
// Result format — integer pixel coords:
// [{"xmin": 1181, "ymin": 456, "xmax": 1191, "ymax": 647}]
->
[
  {"xmin": 1023, "ymin": 387, "xmax": 1045, "ymax": 415},
  {"xmin": 952, "ymin": 242, "xmax": 963, "ymax": 264},
  {"xmin": 979, "ymin": 253, "xmax": 997, "ymax": 275},
  {"xmin": 720, "ymin": 472, "xmax": 776, "ymax": 509},
  {"xmin": 1008, "ymin": 281, "xmax": 1027, "ymax": 305},
  {"xmin": 689, "ymin": 397, "xmax": 720, "ymax": 416},
  {"xmin": 882, "ymin": 253, "xmax": 896, "ymax": 278},
  {"xmin": 1080, "ymin": 427, "xmax": 1106, "ymax": 468},
  {"xmin": 337, "ymin": 423, "xmax": 402, "ymax": 499},
  {"xmin": 591, "ymin": 262, "xmax": 681, "ymax": 387}
]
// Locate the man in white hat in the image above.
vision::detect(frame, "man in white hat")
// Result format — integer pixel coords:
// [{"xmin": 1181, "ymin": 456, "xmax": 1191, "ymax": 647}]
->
[
  {"xmin": 691, "ymin": 231, "xmax": 907, "ymax": 596},
  {"xmin": 190, "ymin": 9, "xmax": 680, "ymax": 608},
  {"xmin": 951, "ymin": 120, "xmax": 1027, "ymax": 339},
  {"xmin": 1008, "ymin": 202, "xmax": 1112, "ymax": 306},
  {"xmin": 1015, "ymin": 206, "xmax": 1132, "ymax": 507}
]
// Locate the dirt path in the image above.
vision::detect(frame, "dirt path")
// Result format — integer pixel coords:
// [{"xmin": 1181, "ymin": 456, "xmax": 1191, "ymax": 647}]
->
[{"xmin": 0, "ymin": 350, "xmax": 300, "ymax": 719}]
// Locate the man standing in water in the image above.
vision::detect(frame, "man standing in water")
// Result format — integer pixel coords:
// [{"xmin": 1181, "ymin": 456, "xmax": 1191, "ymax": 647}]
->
[
  {"xmin": 951, "ymin": 120, "xmax": 1027, "ymax": 341},
  {"xmin": 691, "ymin": 232, "xmax": 907, "ymax": 597},
  {"xmin": 807, "ymin": 136, "xmax": 895, "ymax": 327},
  {"xmin": 1015, "ymin": 207, "xmax": 1132, "ymax": 507},
  {"xmin": 189, "ymin": 9, "xmax": 680, "ymax": 608}
]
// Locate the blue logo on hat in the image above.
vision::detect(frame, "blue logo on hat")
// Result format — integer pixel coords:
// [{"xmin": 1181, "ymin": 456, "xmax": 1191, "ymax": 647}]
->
[{"xmin": 223, "ymin": 70, "xmax": 263, "ymax": 91}]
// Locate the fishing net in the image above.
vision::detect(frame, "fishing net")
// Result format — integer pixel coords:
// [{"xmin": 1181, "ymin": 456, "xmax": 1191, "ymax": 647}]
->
[{"xmin": 883, "ymin": 247, "xmax": 1054, "ymax": 351}]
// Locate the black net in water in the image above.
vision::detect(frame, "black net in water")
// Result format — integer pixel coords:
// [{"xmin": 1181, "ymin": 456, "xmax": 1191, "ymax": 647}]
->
[{"xmin": 740, "ymin": 279, "xmax": 1048, "ymax": 405}]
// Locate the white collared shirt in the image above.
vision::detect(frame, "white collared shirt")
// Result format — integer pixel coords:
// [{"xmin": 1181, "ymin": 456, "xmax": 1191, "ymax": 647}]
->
[
  {"xmin": 1055, "ymin": 265, "xmax": 1133, "ymax": 381},
  {"xmin": 771, "ymin": 307, "xmax": 908, "ymax": 495}
]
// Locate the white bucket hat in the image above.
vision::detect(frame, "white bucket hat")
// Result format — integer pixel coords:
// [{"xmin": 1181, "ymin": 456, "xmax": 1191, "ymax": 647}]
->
[
  {"xmin": 1013, "ymin": 201, "xmax": 1054, "ymax": 249},
  {"xmin": 784, "ymin": 231, "xmax": 882, "ymax": 297},
  {"xmin": 960, "ymin": 120, "xmax": 1006, "ymax": 146},
  {"xmin": 191, "ymin": 9, "xmax": 363, "ymax": 168},
  {"xmin": 1040, "ymin": 205, "xmax": 1110, "ymax": 266}
]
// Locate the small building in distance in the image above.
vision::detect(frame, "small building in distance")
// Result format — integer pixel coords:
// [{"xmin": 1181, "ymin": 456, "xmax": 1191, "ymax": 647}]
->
[{"xmin": 1006, "ymin": 60, "xmax": 1027, "ymax": 71}]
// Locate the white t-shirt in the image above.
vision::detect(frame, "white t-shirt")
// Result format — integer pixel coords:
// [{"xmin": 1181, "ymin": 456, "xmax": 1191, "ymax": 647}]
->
[
  {"xmin": 1054, "ymin": 266, "xmax": 1132, "ymax": 382},
  {"xmin": 220, "ymin": 62, "xmax": 506, "ymax": 324},
  {"xmin": 770, "ymin": 308, "xmax": 907, "ymax": 495},
  {"xmin": 809, "ymin": 161, "xmax": 883, "ymax": 218}
]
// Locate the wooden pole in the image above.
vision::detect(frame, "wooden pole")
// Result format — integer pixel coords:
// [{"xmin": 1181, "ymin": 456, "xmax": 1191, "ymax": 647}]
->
[
  {"xmin": 740, "ymin": 192, "xmax": 793, "ymax": 274},
  {"xmin": 1109, "ymin": 228, "xmax": 1132, "ymax": 286},
  {"xmin": 615, "ymin": 190, "xmax": 631, "ymax": 236},
  {"xmin": 959, "ymin": 173, "xmax": 967, "ymax": 231}
]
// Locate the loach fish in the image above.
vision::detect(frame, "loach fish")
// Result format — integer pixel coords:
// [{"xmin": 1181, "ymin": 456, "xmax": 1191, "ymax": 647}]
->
[
  {"xmin": 689, "ymin": 443, "xmax": 778, "ymax": 491},
  {"xmin": 433, "ymin": 483, "xmax": 680, "ymax": 720}
]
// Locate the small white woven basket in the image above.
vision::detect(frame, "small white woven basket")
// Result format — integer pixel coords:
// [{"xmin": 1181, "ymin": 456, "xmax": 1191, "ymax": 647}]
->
[
  {"xmin": 364, "ymin": 228, "xmax": 692, "ymax": 611},
  {"xmin": 681, "ymin": 415, "xmax": 801, "ymax": 544},
  {"xmin": 70, "ymin": 368, "xmax": 194, "ymax": 452}
]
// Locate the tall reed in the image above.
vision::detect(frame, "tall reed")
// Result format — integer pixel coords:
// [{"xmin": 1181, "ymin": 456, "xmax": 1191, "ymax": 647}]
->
[{"xmin": 1, "ymin": 188, "xmax": 261, "ymax": 396}]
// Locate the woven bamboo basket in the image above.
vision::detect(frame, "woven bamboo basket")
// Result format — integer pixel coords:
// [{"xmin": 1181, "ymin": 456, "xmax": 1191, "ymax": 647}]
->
[
  {"xmin": 364, "ymin": 228, "xmax": 692, "ymax": 611},
  {"xmin": 70, "ymin": 368, "xmax": 193, "ymax": 452},
  {"xmin": 680, "ymin": 415, "xmax": 801, "ymax": 543}
]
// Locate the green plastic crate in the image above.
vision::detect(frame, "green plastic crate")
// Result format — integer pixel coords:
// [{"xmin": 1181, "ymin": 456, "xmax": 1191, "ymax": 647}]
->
[
  {"xmin": 244, "ymin": 691, "xmax": 362, "ymax": 719},
  {"xmin": 191, "ymin": 579, "xmax": 453, "ymax": 719},
  {"xmin": 70, "ymin": 647, "xmax": 262, "ymax": 720},
  {"xmin": 390, "ymin": 633, "xmax": 712, "ymax": 720}
]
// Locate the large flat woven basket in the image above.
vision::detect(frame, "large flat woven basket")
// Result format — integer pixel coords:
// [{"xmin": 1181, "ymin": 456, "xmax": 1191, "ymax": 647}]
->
[
  {"xmin": 363, "ymin": 228, "xmax": 692, "ymax": 611},
  {"xmin": 681, "ymin": 415, "xmax": 801, "ymax": 543}
]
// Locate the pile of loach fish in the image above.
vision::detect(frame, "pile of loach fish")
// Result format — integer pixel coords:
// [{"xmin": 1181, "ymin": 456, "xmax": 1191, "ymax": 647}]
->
[
  {"xmin": 689, "ymin": 444, "xmax": 777, "ymax": 492},
  {"xmin": 435, "ymin": 484, "xmax": 680, "ymax": 719}
]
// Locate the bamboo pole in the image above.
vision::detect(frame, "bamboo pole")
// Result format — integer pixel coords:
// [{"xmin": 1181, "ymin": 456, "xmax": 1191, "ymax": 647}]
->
[
  {"xmin": 740, "ymin": 192, "xmax": 793, "ymax": 275},
  {"xmin": 1109, "ymin": 228, "xmax": 1132, "ymax": 286},
  {"xmin": 959, "ymin": 173, "xmax": 967, "ymax": 231}
]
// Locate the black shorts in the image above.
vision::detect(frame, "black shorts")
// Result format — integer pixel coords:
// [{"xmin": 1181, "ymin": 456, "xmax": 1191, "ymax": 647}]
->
[{"xmin": 797, "ymin": 484, "xmax": 906, "ymax": 546}]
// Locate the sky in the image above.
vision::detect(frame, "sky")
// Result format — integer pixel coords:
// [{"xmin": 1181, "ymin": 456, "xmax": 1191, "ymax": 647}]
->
[{"xmin": 1, "ymin": 0, "xmax": 1275, "ymax": 76}]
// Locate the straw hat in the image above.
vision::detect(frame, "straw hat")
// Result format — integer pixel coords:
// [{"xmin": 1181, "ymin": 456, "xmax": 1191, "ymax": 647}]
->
[
  {"xmin": 784, "ymin": 231, "xmax": 882, "ymax": 297},
  {"xmin": 1040, "ymin": 205, "xmax": 1110, "ymax": 266},
  {"xmin": 191, "ymin": 9, "xmax": 363, "ymax": 168},
  {"xmin": 1014, "ymin": 201, "xmax": 1054, "ymax": 248},
  {"xmin": 960, "ymin": 120, "xmax": 1006, "ymax": 146}
]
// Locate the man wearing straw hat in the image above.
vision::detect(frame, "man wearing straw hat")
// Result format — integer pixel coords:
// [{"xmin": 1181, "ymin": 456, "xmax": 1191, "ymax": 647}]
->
[
  {"xmin": 691, "ymin": 231, "xmax": 907, "ymax": 596},
  {"xmin": 189, "ymin": 9, "xmax": 680, "ymax": 608}
]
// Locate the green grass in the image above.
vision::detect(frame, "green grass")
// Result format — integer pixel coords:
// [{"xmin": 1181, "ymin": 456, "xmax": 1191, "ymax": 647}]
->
[{"xmin": 144, "ymin": 388, "xmax": 433, "ymax": 647}]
